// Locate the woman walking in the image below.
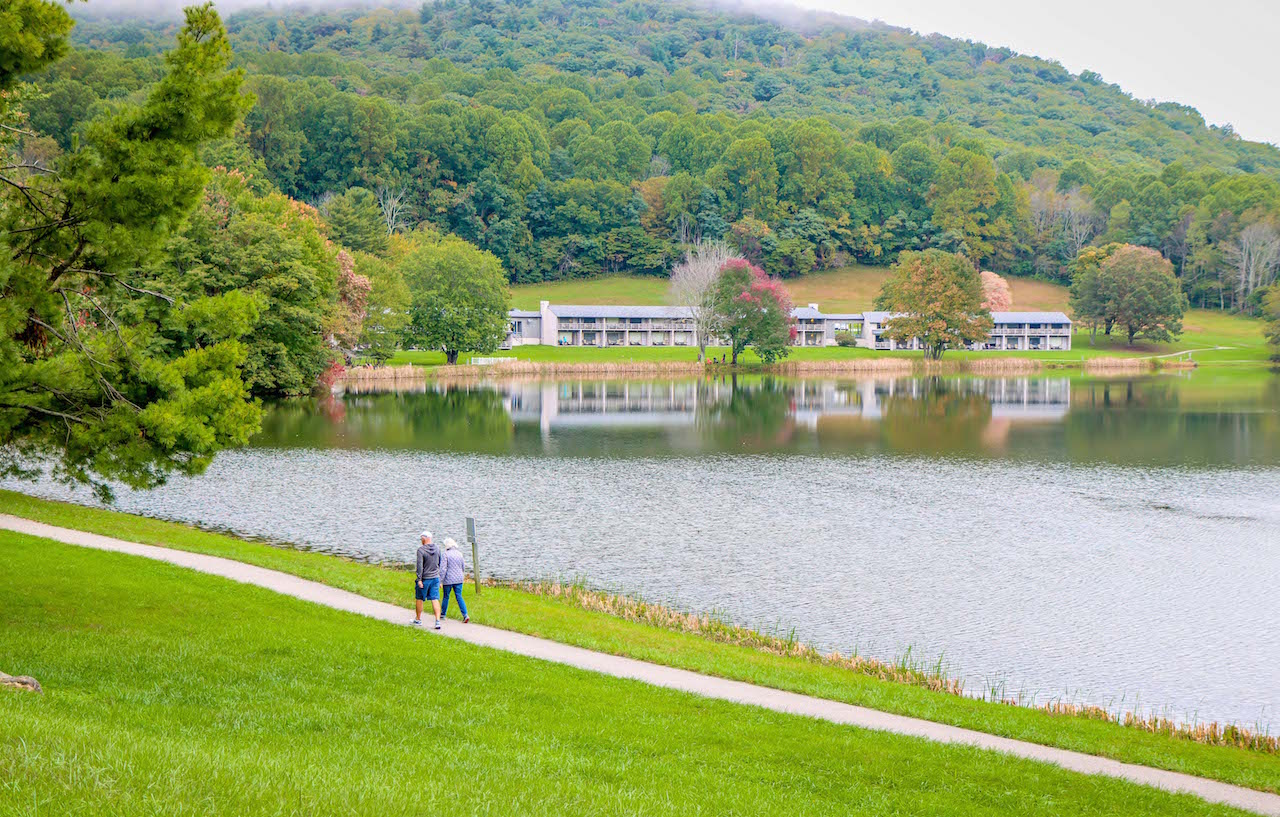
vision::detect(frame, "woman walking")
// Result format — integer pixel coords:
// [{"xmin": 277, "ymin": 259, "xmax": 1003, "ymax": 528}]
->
[{"xmin": 440, "ymin": 538, "xmax": 469, "ymax": 623}]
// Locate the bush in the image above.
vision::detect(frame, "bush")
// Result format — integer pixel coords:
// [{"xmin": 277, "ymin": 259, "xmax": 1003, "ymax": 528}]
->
[{"xmin": 835, "ymin": 330, "xmax": 858, "ymax": 347}]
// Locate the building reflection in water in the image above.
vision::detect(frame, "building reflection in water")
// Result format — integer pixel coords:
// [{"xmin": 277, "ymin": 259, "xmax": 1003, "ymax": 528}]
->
[{"xmin": 502, "ymin": 377, "xmax": 1071, "ymax": 435}]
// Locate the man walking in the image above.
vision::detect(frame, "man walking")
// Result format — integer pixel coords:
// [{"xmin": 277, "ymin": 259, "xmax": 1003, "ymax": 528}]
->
[
  {"xmin": 414, "ymin": 530, "xmax": 443, "ymax": 629},
  {"xmin": 440, "ymin": 537, "xmax": 469, "ymax": 623}
]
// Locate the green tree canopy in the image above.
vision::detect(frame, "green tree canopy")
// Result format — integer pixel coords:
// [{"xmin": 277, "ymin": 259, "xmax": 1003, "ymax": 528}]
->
[
  {"xmin": 1097, "ymin": 244, "xmax": 1188, "ymax": 344},
  {"xmin": 145, "ymin": 170, "xmax": 341, "ymax": 396},
  {"xmin": 1, "ymin": 2, "xmax": 260, "ymax": 498},
  {"xmin": 324, "ymin": 186, "xmax": 389, "ymax": 255},
  {"xmin": 874, "ymin": 249, "xmax": 993, "ymax": 360},
  {"xmin": 401, "ymin": 231, "xmax": 511, "ymax": 364}
]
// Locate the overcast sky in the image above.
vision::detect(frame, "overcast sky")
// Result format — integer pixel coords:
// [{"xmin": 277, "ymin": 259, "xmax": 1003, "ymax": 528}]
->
[{"xmin": 790, "ymin": 0, "xmax": 1279, "ymax": 145}]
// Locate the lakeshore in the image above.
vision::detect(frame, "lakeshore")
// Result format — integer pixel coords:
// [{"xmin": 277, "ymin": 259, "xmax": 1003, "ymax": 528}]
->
[
  {"xmin": 6, "ymin": 527, "xmax": 1273, "ymax": 817},
  {"xmin": 1, "ymin": 492, "xmax": 1278, "ymax": 808}
]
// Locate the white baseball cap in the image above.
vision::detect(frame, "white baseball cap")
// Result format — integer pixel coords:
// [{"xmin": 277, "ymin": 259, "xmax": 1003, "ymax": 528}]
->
[{"xmin": 420, "ymin": 530, "xmax": 432, "ymax": 539}]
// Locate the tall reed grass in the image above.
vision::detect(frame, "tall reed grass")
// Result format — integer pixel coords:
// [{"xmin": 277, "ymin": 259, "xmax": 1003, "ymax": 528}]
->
[
  {"xmin": 959, "ymin": 358, "xmax": 1044, "ymax": 374},
  {"xmin": 500, "ymin": 578, "xmax": 1277, "ymax": 754},
  {"xmin": 772, "ymin": 358, "xmax": 916, "ymax": 374},
  {"xmin": 1083, "ymin": 357, "xmax": 1156, "ymax": 374},
  {"xmin": 340, "ymin": 365, "xmax": 427, "ymax": 392}
]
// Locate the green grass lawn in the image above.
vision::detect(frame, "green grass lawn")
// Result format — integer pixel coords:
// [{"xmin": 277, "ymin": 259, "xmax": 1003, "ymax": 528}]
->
[
  {"xmin": 2, "ymin": 490, "xmax": 1276, "ymax": 795},
  {"xmin": 0, "ymin": 533, "xmax": 1258, "ymax": 817},
  {"xmin": 510, "ymin": 274, "xmax": 672, "ymax": 310},
  {"xmin": 508, "ymin": 266, "xmax": 1073, "ymax": 315}
]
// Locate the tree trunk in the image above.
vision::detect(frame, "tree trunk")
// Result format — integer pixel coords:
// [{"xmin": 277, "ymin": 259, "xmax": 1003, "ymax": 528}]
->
[
  {"xmin": 446, "ymin": 349, "xmax": 459, "ymax": 365},
  {"xmin": 697, "ymin": 342, "xmax": 706, "ymax": 364},
  {"xmin": 1127, "ymin": 326, "xmax": 1136, "ymax": 345},
  {"xmin": 1104, "ymin": 317, "xmax": 1114, "ymax": 336},
  {"xmin": 731, "ymin": 347, "xmax": 739, "ymax": 366}
]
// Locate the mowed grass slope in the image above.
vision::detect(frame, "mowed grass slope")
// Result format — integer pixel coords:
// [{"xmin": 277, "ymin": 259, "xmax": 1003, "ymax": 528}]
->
[
  {"xmin": 0, "ymin": 533, "xmax": 1255, "ymax": 817},
  {"xmin": 509, "ymin": 266, "xmax": 1069, "ymax": 314},
  {"xmin": 2, "ymin": 491, "xmax": 1277, "ymax": 794}
]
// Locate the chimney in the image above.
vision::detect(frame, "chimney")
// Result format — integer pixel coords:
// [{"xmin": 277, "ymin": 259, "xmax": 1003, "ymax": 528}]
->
[{"xmin": 808, "ymin": 303, "xmax": 819, "ymax": 312}]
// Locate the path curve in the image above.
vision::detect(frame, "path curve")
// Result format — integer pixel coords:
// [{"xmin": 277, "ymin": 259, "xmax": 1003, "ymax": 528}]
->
[{"xmin": 4, "ymin": 514, "xmax": 1277, "ymax": 816}]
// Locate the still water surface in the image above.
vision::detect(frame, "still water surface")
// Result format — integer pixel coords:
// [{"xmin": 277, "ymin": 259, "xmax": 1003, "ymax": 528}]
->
[{"xmin": 13, "ymin": 372, "xmax": 1280, "ymax": 728}]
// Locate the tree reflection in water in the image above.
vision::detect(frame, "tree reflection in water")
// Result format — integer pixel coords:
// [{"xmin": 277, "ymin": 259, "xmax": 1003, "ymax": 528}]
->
[{"xmin": 251, "ymin": 372, "xmax": 1280, "ymax": 467}]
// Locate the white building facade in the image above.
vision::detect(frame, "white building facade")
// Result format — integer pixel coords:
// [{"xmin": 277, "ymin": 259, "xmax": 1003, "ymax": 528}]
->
[{"xmin": 504, "ymin": 301, "xmax": 1072, "ymax": 352}]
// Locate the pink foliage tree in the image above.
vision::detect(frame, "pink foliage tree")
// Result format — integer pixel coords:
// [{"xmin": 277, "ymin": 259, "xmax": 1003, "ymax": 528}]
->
[
  {"xmin": 328, "ymin": 250, "xmax": 373, "ymax": 359},
  {"xmin": 980, "ymin": 270, "xmax": 1013, "ymax": 312},
  {"xmin": 710, "ymin": 259, "xmax": 796, "ymax": 364}
]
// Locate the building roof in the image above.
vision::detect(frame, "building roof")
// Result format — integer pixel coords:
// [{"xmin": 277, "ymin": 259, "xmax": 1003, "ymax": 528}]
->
[
  {"xmin": 791, "ymin": 306, "xmax": 824, "ymax": 319},
  {"xmin": 991, "ymin": 311, "xmax": 1072, "ymax": 324},
  {"xmin": 508, "ymin": 310, "xmax": 541, "ymax": 318},
  {"xmin": 864, "ymin": 310, "xmax": 1071, "ymax": 324},
  {"xmin": 548, "ymin": 304, "xmax": 696, "ymax": 319}
]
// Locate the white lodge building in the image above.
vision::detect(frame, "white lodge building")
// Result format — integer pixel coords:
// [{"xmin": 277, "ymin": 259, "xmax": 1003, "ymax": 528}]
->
[{"xmin": 505, "ymin": 301, "xmax": 1072, "ymax": 352}]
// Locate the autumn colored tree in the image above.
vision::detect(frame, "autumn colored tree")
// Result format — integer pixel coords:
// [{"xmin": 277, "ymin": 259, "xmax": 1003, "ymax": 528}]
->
[
  {"xmin": 328, "ymin": 250, "xmax": 372, "ymax": 357},
  {"xmin": 707, "ymin": 259, "xmax": 795, "ymax": 365},
  {"xmin": 874, "ymin": 250, "xmax": 993, "ymax": 360},
  {"xmin": 979, "ymin": 271, "xmax": 1013, "ymax": 311}
]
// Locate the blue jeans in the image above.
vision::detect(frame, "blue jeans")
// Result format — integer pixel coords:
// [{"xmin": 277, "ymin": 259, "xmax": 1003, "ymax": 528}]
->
[{"xmin": 441, "ymin": 584, "xmax": 468, "ymax": 618}]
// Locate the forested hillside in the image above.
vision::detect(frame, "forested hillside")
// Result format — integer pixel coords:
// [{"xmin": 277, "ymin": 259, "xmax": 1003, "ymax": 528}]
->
[{"xmin": 25, "ymin": 0, "xmax": 1280, "ymax": 309}]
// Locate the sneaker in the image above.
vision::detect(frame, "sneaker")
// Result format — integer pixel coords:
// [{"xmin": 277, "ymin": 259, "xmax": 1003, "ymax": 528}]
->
[
  {"xmin": 412, "ymin": 619, "xmax": 421, "ymax": 626},
  {"xmin": 434, "ymin": 620, "xmax": 441, "ymax": 630},
  {"xmin": 463, "ymin": 617, "xmax": 470, "ymax": 623}
]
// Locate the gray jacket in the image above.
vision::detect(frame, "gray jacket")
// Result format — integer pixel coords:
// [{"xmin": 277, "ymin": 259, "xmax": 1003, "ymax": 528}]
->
[
  {"xmin": 415, "ymin": 543, "xmax": 441, "ymax": 582},
  {"xmin": 441, "ymin": 545, "xmax": 466, "ymax": 585}
]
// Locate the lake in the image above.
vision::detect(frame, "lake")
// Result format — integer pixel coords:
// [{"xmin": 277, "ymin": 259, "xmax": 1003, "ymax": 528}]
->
[{"xmin": 10, "ymin": 370, "xmax": 1280, "ymax": 730}]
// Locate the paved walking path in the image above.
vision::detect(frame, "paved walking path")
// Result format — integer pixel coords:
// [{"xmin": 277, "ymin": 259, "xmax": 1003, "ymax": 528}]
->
[{"xmin": 4, "ymin": 513, "xmax": 1278, "ymax": 816}]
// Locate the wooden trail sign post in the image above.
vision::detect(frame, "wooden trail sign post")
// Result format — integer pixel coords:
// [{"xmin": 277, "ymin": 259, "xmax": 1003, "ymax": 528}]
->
[{"xmin": 466, "ymin": 516, "xmax": 481, "ymax": 594}]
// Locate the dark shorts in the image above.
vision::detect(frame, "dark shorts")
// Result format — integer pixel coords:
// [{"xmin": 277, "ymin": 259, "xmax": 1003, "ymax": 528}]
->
[{"xmin": 415, "ymin": 577, "xmax": 440, "ymax": 601}]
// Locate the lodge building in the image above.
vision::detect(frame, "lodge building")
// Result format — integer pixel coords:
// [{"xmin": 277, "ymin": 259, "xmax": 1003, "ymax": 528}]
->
[{"xmin": 505, "ymin": 301, "xmax": 1072, "ymax": 352}]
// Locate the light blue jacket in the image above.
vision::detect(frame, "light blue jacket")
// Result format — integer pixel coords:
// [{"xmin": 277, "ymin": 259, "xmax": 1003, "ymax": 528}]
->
[{"xmin": 441, "ymin": 545, "xmax": 466, "ymax": 585}]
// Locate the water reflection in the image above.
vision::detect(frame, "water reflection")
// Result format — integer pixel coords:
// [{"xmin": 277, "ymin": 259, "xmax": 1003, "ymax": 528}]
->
[{"xmin": 256, "ymin": 374, "xmax": 1280, "ymax": 467}]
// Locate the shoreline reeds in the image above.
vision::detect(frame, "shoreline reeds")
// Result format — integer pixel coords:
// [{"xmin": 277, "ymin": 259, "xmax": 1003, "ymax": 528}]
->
[
  {"xmin": 1083, "ymin": 357, "xmax": 1156, "ymax": 374},
  {"xmin": 499, "ymin": 578, "xmax": 1277, "ymax": 754},
  {"xmin": 339, "ymin": 365, "xmax": 427, "ymax": 392}
]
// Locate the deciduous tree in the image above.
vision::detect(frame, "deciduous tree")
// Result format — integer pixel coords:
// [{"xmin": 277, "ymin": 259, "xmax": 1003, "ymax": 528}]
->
[
  {"xmin": 979, "ymin": 271, "xmax": 1012, "ymax": 311},
  {"xmin": 707, "ymin": 259, "xmax": 794, "ymax": 365},
  {"xmin": 1100, "ymin": 245, "xmax": 1188, "ymax": 344},
  {"xmin": 668, "ymin": 240, "xmax": 733, "ymax": 362},
  {"xmin": 874, "ymin": 250, "xmax": 992, "ymax": 360},
  {"xmin": 402, "ymin": 231, "xmax": 510, "ymax": 364}
]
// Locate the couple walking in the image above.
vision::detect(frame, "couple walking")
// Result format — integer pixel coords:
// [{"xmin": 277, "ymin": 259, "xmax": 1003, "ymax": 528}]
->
[{"xmin": 414, "ymin": 531, "xmax": 469, "ymax": 629}]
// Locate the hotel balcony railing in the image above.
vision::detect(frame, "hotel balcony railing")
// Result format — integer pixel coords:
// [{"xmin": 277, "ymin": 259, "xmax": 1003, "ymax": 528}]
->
[{"xmin": 989, "ymin": 326, "xmax": 1072, "ymax": 336}]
